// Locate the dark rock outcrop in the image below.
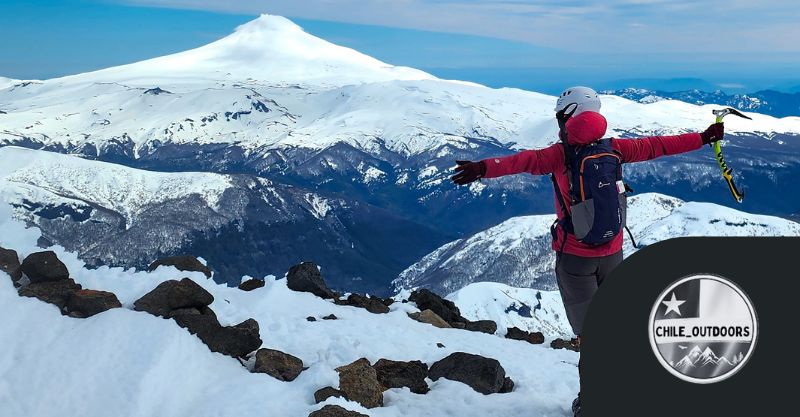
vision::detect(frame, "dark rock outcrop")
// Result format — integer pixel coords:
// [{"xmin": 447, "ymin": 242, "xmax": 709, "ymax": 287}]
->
[
  {"xmin": 0, "ymin": 246, "xmax": 22, "ymax": 283},
  {"xmin": 201, "ymin": 318, "xmax": 262, "ymax": 358},
  {"xmin": 314, "ymin": 387, "xmax": 343, "ymax": 404},
  {"xmin": 20, "ymin": 251, "xmax": 69, "ymax": 284},
  {"xmin": 500, "ymin": 376, "xmax": 515, "ymax": 393},
  {"xmin": 335, "ymin": 358, "xmax": 383, "ymax": 408},
  {"xmin": 309, "ymin": 405, "xmax": 368, "ymax": 417},
  {"xmin": 343, "ymin": 293, "xmax": 390, "ymax": 314},
  {"xmin": 323, "ymin": 314, "xmax": 337, "ymax": 320},
  {"xmin": 408, "ymin": 310, "xmax": 451, "ymax": 329},
  {"xmin": 148, "ymin": 255, "xmax": 212, "ymax": 278},
  {"xmin": 169, "ymin": 278, "xmax": 214, "ymax": 309},
  {"xmin": 65, "ymin": 289, "xmax": 122, "ymax": 318},
  {"xmin": 253, "ymin": 348, "xmax": 305, "ymax": 382},
  {"xmin": 551, "ymin": 337, "xmax": 581, "ymax": 352},
  {"xmin": 428, "ymin": 352, "xmax": 508, "ymax": 395},
  {"xmin": 286, "ymin": 262, "xmax": 334, "ymax": 299},
  {"xmin": 18, "ymin": 278, "xmax": 82, "ymax": 311},
  {"xmin": 408, "ymin": 289, "xmax": 465, "ymax": 325},
  {"xmin": 307, "ymin": 316, "xmax": 317, "ymax": 322},
  {"xmin": 505, "ymin": 327, "xmax": 545, "ymax": 344},
  {"xmin": 134, "ymin": 278, "xmax": 213, "ymax": 318},
  {"xmin": 238, "ymin": 279, "xmax": 265, "ymax": 291},
  {"xmin": 373, "ymin": 359, "xmax": 429, "ymax": 394},
  {"xmin": 169, "ymin": 306, "xmax": 221, "ymax": 337},
  {"xmin": 465, "ymin": 320, "xmax": 498, "ymax": 335}
]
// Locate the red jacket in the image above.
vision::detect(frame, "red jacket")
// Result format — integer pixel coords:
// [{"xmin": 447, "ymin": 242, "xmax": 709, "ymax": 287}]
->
[{"xmin": 481, "ymin": 111, "xmax": 703, "ymax": 257}]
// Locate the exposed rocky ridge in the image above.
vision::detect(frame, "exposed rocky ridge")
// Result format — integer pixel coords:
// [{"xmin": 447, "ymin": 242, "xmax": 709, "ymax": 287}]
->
[{"xmin": 5, "ymin": 248, "xmax": 578, "ymax": 417}]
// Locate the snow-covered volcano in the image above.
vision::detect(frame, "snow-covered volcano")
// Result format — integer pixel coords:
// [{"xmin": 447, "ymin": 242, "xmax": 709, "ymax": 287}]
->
[
  {"xmin": 59, "ymin": 15, "xmax": 437, "ymax": 86},
  {"xmin": 393, "ymin": 193, "xmax": 800, "ymax": 295}
]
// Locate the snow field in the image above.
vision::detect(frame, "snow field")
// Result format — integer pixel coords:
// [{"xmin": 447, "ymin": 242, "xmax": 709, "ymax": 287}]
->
[{"xmin": 0, "ymin": 204, "xmax": 579, "ymax": 417}]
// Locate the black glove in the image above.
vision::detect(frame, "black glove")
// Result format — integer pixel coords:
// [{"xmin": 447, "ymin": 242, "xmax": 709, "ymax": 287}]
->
[
  {"xmin": 451, "ymin": 160, "xmax": 486, "ymax": 185},
  {"xmin": 700, "ymin": 123, "xmax": 724, "ymax": 145}
]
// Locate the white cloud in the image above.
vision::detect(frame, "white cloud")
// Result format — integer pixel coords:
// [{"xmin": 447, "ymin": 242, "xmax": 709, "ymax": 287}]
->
[{"xmin": 119, "ymin": 0, "xmax": 800, "ymax": 56}]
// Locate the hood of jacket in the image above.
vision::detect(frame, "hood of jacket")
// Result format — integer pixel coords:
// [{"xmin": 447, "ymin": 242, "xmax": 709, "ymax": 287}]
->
[{"xmin": 564, "ymin": 111, "xmax": 608, "ymax": 145}]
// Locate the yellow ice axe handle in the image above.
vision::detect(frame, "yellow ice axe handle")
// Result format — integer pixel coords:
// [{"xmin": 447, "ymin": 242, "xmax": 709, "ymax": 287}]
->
[{"xmin": 713, "ymin": 116, "xmax": 744, "ymax": 202}]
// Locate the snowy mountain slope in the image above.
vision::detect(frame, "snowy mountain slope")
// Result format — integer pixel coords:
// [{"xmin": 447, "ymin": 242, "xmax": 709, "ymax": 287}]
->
[
  {"xmin": 447, "ymin": 282, "xmax": 573, "ymax": 337},
  {"xmin": 393, "ymin": 193, "xmax": 800, "ymax": 295},
  {"xmin": 0, "ymin": 146, "xmax": 234, "ymax": 228},
  {"xmin": 0, "ymin": 147, "xmax": 447, "ymax": 294},
  {"xmin": 3, "ymin": 14, "xmax": 800, "ymax": 294},
  {"xmin": 0, "ymin": 210, "xmax": 579, "ymax": 417},
  {"xmin": 1, "ymin": 15, "xmax": 798, "ymax": 161}
]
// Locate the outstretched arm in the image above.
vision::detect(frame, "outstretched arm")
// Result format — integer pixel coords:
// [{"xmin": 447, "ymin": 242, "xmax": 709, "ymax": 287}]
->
[
  {"xmin": 482, "ymin": 144, "xmax": 564, "ymax": 178},
  {"xmin": 614, "ymin": 123, "xmax": 723, "ymax": 163}
]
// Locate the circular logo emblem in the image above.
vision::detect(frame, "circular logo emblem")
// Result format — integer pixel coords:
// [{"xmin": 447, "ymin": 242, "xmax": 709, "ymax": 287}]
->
[{"xmin": 648, "ymin": 274, "xmax": 758, "ymax": 384}]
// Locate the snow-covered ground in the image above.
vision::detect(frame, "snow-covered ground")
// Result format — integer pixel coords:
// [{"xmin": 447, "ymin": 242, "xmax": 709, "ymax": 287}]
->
[
  {"xmin": 0, "ymin": 203, "xmax": 579, "ymax": 417},
  {"xmin": 447, "ymin": 282, "xmax": 573, "ymax": 337}
]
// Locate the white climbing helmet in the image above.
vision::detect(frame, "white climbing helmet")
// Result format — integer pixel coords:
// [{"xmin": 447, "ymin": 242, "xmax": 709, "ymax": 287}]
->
[{"xmin": 554, "ymin": 86, "xmax": 601, "ymax": 117}]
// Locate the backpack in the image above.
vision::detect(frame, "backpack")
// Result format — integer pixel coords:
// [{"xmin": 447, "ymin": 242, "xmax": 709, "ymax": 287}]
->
[{"xmin": 550, "ymin": 137, "xmax": 629, "ymax": 249}]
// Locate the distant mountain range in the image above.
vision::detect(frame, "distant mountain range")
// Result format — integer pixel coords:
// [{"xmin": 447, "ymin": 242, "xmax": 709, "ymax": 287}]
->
[
  {"xmin": 2, "ymin": 15, "xmax": 800, "ymax": 295},
  {"xmin": 601, "ymin": 88, "xmax": 800, "ymax": 118}
]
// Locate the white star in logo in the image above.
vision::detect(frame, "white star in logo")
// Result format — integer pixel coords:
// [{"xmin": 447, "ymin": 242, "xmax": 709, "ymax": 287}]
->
[{"xmin": 662, "ymin": 292, "xmax": 686, "ymax": 316}]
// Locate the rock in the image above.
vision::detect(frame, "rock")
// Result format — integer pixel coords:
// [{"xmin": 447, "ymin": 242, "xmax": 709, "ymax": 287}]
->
[
  {"xmin": 201, "ymin": 318, "xmax": 262, "ymax": 358},
  {"xmin": 148, "ymin": 255, "xmax": 212, "ymax": 278},
  {"xmin": 134, "ymin": 278, "xmax": 213, "ymax": 318},
  {"xmin": 408, "ymin": 289, "xmax": 465, "ymax": 324},
  {"xmin": 505, "ymin": 327, "xmax": 545, "ymax": 344},
  {"xmin": 20, "ymin": 251, "xmax": 69, "ymax": 284},
  {"xmin": 314, "ymin": 387, "xmax": 343, "ymax": 404},
  {"xmin": 286, "ymin": 262, "xmax": 334, "ymax": 299},
  {"xmin": 253, "ymin": 348, "xmax": 305, "ymax": 382},
  {"xmin": 238, "ymin": 279, "xmax": 265, "ymax": 291},
  {"xmin": 169, "ymin": 278, "xmax": 214, "ymax": 309},
  {"xmin": 449, "ymin": 322, "xmax": 466, "ymax": 329},
  {"xmin": 383, "ymin": 298, "xmax": 394, "ymax": 307},
  {"xmin": 408, "ymin": 309, "xmax": 451, "ymax": 329},
  {"xmin": 344, "ymin": 293, "xmax": 390, "ymax": 314},
  {"xmin": 500, "ymin": 377, "xmax": 515, "ymax": 393},
  {"xmin": 428, "ymin": 352, "xmax": 507, "ymax": 395},
  {"xmin": 551, "ymin": 337, "xmax": 581, "ymax": 352},
  {"xmin": 307, "ymin": 316, "xmax": 317, "ymax": 322},
  {"xmin": 17, "ymin": 279, "xmax": 82, "ymax": 311},
  {"xmin": 170, "ymin": 306, "xmax": 221, "ymax": 337},
  {"xmin": 65, "ymin": 290, "xmax": 122, "ymax": 318},
  {"xmin": 323, "ymin": 314, "xmax": 337, "ymax": 320},
  {"xmin": 465, "ymin": 320, "xmax": 497, "ymax": 335},
  {"xmin": 373, "ymin": 359, "xmax": 429, "ymax": 394},
  {"xmin": 0, "ymin": 246, "xmax": 22, "ymax": 283},
  {"xmin": 335, "ymin": 358, "xmax": 383, "ymax": 408},
  {"xmin": 309, "ymin": 405, "xmax": 368, "ymax": 417},
  {"xmin": 437, "ymin": 343, "xmax": 445, "ymax": 348}
]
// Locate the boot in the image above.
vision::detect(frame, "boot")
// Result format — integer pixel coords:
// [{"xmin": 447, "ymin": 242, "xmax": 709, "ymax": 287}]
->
[{"xmin": 572, "ymin": 393, "xmax": 580, "ymax": 417}]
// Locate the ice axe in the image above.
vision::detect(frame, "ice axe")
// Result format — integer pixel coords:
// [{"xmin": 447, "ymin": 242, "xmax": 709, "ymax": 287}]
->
[{"xmin": 711, "ymin": 108, "xmax": 751, "ymax": 203}]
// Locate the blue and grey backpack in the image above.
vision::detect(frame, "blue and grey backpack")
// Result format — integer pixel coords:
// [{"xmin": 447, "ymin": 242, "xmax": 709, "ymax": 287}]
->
[{"xmin": 551, "ymin": 136, "xmax": 633, "ymax": 250}]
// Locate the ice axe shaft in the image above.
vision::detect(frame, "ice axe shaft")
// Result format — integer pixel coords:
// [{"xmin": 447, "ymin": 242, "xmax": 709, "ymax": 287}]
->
[{"xmin": 711, "ymin": 108, "xmax": 751, "ymax": 203}]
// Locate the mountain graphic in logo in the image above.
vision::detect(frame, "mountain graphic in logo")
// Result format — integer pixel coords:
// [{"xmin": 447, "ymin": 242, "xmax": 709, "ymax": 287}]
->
[{"xmin": 673, "ymin": 346, "xmax": 739, "ymax": 370}]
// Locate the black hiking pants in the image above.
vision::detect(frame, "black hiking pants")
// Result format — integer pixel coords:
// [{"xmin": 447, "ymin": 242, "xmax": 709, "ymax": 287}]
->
[{"xmin": 555, "ymin": 250, "xmax": 623, "ymax": 336}]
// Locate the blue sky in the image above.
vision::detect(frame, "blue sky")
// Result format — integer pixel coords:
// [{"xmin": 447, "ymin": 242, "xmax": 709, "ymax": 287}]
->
[{"xmin": 2, "ymin": 0, "xmax": 799, "ymax": 94}]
